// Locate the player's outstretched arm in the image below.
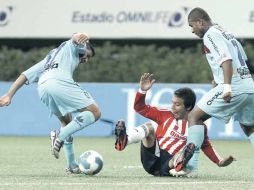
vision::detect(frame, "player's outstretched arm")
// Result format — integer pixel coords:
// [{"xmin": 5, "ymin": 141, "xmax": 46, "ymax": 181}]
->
[
  {"xmin": 0, "ymin": 74, "xmax": 27, "ymax": 107},
  {"xmin": 72, "ymin": 33, "xmax": 90, "ymax": 45},
  {"xmin": 202, "ymin": 125, "xmax": 236, "ymax": 167},
  {"xmin": 139, "ymin": 73, "xmax": 156, "ymax": 92}
]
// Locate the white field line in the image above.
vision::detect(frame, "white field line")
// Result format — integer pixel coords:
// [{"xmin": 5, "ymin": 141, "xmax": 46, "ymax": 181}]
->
[{"xmin": 0, "ymin": 181, "xmax": 252, "ymax": 186}]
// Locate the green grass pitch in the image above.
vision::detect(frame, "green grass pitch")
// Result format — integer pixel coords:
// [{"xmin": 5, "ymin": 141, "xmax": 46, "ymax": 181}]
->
[{"xmin": 0, "ymin": 136, "xmax": 253, "ymax": 190}]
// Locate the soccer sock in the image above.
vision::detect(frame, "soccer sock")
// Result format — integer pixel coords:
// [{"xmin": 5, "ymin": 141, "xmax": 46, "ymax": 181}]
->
[
  {"xmin": 58, "ymin": 111, "xmax": 95, "ymax": 141},
  {"xmin": 186, "ymin": 149, "xmax": 200, "ymax": 171},
  {"xmin": 186, "ymin": 125, "xmax": 205, "ymax": 171},
  {"xmin": 127, "ymin": 124, "xmax": 149, "ymax": 145},
  {"xmin": 248, "ymin": 133, "xmax": 254, "ymax": 148},
  {"xmin": 63, "ymin": 135, "xmax": 78, "ymax": 169}
]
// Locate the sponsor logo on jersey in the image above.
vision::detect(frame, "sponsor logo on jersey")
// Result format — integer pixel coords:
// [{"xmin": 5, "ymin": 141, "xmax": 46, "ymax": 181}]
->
[
  {"xmin": 170, "ymin": 130, "xmax": 186, "ymax": 141},
  {"xmin": 207, "ymin": 34, "xmax": 220, "ymax": 56}
]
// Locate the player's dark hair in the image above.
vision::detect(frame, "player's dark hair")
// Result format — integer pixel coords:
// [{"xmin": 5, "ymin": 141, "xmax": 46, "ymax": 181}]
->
[
  {"xmin": 86, "ymin": 42, "xmax": 95, "ymax": 57},
  {"xmin": 174, "ymin": 87, "xmax": 196, "ymax": 111},
  {"xmin": 188, "ymin": 7, "xmax": 211, "ymax": 22}
]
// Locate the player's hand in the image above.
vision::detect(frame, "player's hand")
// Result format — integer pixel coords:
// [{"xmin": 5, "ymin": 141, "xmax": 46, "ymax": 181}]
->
[
  {"xmin": 73, "ymin": 33, "xmax": 90, "ymax": 45},
  {"xmin": 223, "ymin": 92, "xmax": 232, "ymax": 103},
  {"xmin": 223, "ymin": 84, "xmax": 232, "ymax": 103},
  {"xmin": 218, "ymin": 155, "xmax": 236, "ymax": 167},
  {"xmin": 0, "ymin": 94, "xmax": 12, "ymax": 107},
  {"xmin": 139, "ymin": 73, "xmax": 156, "ymax": 91}
]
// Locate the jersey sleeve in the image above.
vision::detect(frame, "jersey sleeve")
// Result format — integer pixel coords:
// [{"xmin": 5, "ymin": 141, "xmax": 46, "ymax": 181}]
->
[
  {"xmin": 22, "ymin": 59, "xmax": 45, "ymax": 84},
  {"xmin": 237, "ymin": 40, "xmax": 247, "ymax": 61},
  {"xmin": 204, "ymin": 30, "xmax": 232, "ymax": 66},
  {"xmin": 201, "ymin": 124, "xmax": 221, "ymax": 165},
  {"xmin": 134, "ymin": 92, "xmax": 162, "ymax": 122}
]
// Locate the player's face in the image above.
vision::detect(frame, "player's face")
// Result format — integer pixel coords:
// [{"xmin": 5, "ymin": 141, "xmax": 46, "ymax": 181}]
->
[
  {"xmin": 171, "ymin": 95, "xmax": 188, "ymax": 120},
  {"xmin": 188, "ymin": 19, "xmax": 206, "ymax": 38},
  {"xmin": 80, "ymin": 49, "xmax": 93, "ymax": 63}
]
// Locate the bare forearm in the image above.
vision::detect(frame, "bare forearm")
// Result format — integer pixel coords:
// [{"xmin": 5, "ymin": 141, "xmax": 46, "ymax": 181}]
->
[
  {"xmin": 221, "ymin": 60, "xmax": 233, "ymax": 84},
  {"xmin": 7, "ymin": 74, "xmax": 27, "ymax": 98}
]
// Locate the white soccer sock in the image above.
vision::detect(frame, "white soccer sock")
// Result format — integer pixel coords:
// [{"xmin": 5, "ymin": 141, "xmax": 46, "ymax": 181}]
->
[{"xmin": 127, "ymin": 124, "xmax": 149, "ymax": 145}]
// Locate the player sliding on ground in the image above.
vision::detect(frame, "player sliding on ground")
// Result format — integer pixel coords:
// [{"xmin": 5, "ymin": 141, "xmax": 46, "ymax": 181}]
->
[{"xmin": 114, "ymin": 73, "xmax": 235, "ymax": 177}]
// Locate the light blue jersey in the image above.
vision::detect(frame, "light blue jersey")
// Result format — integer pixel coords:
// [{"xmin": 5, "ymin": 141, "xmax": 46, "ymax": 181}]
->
[
  {"xmin": 23, "ymin": 39, "xmax": 86, "ymax": 84},
  {"xmin": 198, "ymin": 25, "xmax": 254, "ymax": 125},
  {"xmin": 22, "ymin": 39, "xmax": 96, "ymax": 116},
  {"xmin": 203, "ymin": 25, "xmax": 254, "ymax": 95}
]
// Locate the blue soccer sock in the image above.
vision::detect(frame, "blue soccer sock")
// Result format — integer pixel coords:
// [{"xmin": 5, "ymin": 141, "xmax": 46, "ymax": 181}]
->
[
  {"xmin": 248, "ymin": 133, "xmax": 254, "ymax": 148},
  {"xmin": 186, "ymin": 149, "xmax": 200, "ymax": 171},
  {"xmin": 59, "ymin": 111, "xmax": 95, "ymax": 141},
  {"xmin": 63, "ymin": 135, "xmax": 78, "ymax": 169},
  {"xmin": 186, "ymin": 125, "xmax": 205, "ymax": 171}
]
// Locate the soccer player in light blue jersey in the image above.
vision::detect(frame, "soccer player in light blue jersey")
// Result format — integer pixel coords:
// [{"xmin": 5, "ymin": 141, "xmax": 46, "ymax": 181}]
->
[
  {"xmin": 170, "ymin": 7, "xmax": 254, "ymax": 177},
  {"xmin": 0, "ymin": 33, "xmax": 101, "ymax": 174}
]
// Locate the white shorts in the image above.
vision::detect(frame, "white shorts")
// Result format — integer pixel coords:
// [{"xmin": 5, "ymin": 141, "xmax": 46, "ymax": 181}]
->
[
  {"xmin": 38, "ymin": 79, "xmax": 96, "ymax": 117},
  {"xmin": 197, "ymin": 85, "xmax": 254, "ymax": 126}
]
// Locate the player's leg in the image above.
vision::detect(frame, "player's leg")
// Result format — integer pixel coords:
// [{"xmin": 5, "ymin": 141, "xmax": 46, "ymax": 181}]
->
[
  {"xmin": 173, "ymin": 107, "xmax": 207, "ymax": 172},
  {"xmin": 236, "ymin": 93, "xmax": 254, "ymax": 148},
  {"xmin": 58, "ymin": 104, "xmax": 101, "ymax": 141},
  {"xmin": 52, "ymin": 103, "xmax": 101, "ymax": 158},
  {"xmin": 58, "ymin": 113, "xmax": 80, "ymax": 173},
  {"xmin": 241, "ymin": 124, "xmax": 254, "ymax": 148},
  {"xmin": 115, "ymin": 121, "xmax": 152, "ymax": 151},
  {"xmin": 140, "ymin": 138, "xmax": 168, "ymax": 176}
]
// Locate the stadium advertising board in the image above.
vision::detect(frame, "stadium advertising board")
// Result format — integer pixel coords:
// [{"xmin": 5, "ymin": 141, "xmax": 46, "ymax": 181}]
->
[
  {"xmin": 0, "ymin": 82, "xmax": 247, "ymax": 139},
  {"xmin": 0, "ymin": 0, "xmax": 254, "ymax": 39}
]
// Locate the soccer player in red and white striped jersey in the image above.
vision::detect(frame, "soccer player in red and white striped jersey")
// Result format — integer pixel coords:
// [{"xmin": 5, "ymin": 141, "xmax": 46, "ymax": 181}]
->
[{"xmin": 115, "ymin": 73, "xmax": 235, "ymax": 177}]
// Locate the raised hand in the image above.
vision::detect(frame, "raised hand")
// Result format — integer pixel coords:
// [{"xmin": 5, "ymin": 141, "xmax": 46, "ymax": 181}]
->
[{"xmin": 139, "ymin": 73, "xmax": 156, "ymax": 91}]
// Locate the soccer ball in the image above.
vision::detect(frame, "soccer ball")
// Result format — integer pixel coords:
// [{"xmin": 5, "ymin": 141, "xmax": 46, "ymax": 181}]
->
[{"xmin": 79, "ymin": 150, "xmax": 103, "ymax": 175}]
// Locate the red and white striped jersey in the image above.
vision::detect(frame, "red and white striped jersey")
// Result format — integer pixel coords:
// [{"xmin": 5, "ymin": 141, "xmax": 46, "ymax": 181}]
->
[
  {"xmin": 134, "ymin": 91, "xmax": 222, "ymax": 164},
  {"xmin": 156, "ymin": 116, "xmax": 187, "ymax": 155},
  {"xmin": 134, "ymin": 92, "xmax": 187, "ymax": 155}
]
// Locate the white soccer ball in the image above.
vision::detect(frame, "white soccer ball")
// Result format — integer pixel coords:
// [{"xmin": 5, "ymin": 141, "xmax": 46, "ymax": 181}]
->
[{"xmin": 79, "ymin": 150, "xmax": 103, "ymax": 175}]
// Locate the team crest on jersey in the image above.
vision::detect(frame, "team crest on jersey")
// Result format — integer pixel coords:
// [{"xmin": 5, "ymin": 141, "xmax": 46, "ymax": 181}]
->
[{"xmin": 204, "ymin": 45, "xmax": 210, "ymax": 54}]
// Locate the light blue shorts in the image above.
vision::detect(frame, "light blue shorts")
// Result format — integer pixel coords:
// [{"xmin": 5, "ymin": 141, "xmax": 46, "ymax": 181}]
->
[
  {"xmin": 38, "ymin": 79, "xmax": 96, "ymax": 117},
  {"xmin": 197, "ymin": 85, "xmax": 254, "ymax": 126}
]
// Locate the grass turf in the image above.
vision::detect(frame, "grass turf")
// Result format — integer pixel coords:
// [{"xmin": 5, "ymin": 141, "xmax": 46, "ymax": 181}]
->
[{"xmin": 0, "ymin": 137, "xmax": 253, "ymax": 190}]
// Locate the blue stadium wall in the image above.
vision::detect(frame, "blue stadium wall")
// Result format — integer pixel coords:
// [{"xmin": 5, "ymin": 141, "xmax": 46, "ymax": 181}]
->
[{"xmin": 0, "ymin": 82, "xmax": 247, "ymax": 140}]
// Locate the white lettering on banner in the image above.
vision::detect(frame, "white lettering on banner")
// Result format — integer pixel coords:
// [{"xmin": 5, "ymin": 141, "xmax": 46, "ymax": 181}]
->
[
  {"xmin": 250, "ymin": 11, "xmax": 254, "ymax": 22},
  {"xmin": 122, "ymin": 86, "xmax": 241, "ymax": 138},
  {"xmin": 122, "ymin": 88, "xmax": 152, "ymax": 132},
  {"xmin": 150, "ymin": 88, "xmax": 174, "ymax": 108}
]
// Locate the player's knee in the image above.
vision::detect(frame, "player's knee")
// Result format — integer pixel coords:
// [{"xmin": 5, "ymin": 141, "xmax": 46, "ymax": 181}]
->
[
  {"xmin": 145, "ymin": 122, "xmax": 154, "ymax": 135},
  {"xmin": 240, "ymin": 124, "xmax": 254, "ymax": 137},
  {"xmin": 84, "ymin": 104, "xmax": 101, "ymax": 121},
  {"xmin": 91, "ymin": 105, "xmax": 101, "ymax": 121}
]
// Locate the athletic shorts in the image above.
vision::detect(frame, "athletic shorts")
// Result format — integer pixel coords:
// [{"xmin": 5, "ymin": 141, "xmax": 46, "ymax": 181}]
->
[
  {"xmin": 140, "ymin": 140, "xmax": 173, "ymax": 176},
  {"xmin": 197, "ymin": 85, "xmax": 254, "ymax": 125},
  {"xmin": 38, "ymin": 79, "xmax": 96, "ymax": 117}
]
